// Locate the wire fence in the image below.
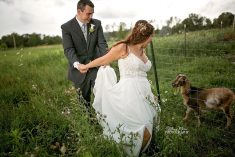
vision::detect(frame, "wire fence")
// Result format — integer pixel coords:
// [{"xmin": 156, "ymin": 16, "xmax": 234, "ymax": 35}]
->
[
  {"xmin": 146, "ymin": 43, "xmax": 235, "ymax": 141},
  {"xmin": 0, "ymin": 28, "xmax": 234, "ymax": 156}
]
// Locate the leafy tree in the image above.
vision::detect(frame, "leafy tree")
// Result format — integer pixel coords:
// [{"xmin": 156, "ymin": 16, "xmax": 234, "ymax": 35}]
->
[
  {"xmin": 1, "ymin": 34, "xmax": 14, "ymax": 48},
  {"xmin": 160, "ymin": 26, "xmax": 171, "ymax": 36},
  {"xmin": 26, "ymin": 33, "xmax": 42, "ymax": 46},
  {"xmin": 204, "ymin": 18, "xmax": 212, "ymax": 29},
  {"xmin": 213, "ymin": 12, "xmax": 234, "ymax": 28},
  {"xmin": 166, "ymin": 17, "xmax": 181, "ymax": 28},
  {"xmin": 0, "ymin": 33, "xmax": 62, "ymax": 48},
  {"xmin": 172, "ymin": 23, "xmax": 184, "ymax": 34},
  {"xmin": 105, "ymin": 24, "xmax": 110, "ymax": 32},
  {"xmin": 42, "ymin": 35, "xmax": 61, "ymax": 45},
  {"xmin": 181, "ymin": 13, "xmax": 204, "ymax": 31},
  {"xmin": 0, "ymin": 42, "xmax": 8, "ymax": 50},
  {"xmin": 117, "ymin": 22, "xmax": 127, "ymax": 40}
]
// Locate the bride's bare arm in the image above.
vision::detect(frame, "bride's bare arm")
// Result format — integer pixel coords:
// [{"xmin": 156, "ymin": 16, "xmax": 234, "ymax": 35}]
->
[{"xmin": 81, "ymin": 43, "xmax": 126, "ymax": 71}]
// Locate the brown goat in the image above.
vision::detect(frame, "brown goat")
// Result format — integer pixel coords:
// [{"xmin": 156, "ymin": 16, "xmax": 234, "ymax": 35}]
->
[{"xmin": 172, "ymin": 74, "xmax": 235, "ymax": 128}]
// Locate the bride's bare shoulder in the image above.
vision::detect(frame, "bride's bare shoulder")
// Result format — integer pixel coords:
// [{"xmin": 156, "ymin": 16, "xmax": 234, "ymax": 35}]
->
[{"xmin": 112, "ymin": 43, "xmax": 128, "ymax": 58}]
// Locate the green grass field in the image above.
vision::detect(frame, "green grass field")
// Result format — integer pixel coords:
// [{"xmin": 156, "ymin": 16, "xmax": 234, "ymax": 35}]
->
[{"xmin": 0, "ymin": 28, "xmax": 235, "ymax": 157}]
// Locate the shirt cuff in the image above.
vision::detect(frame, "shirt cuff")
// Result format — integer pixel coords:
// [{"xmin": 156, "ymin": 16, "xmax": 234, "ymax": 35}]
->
[{"xmin": 73, "ymin": 61, "xmax": 80, "ymax": 69}]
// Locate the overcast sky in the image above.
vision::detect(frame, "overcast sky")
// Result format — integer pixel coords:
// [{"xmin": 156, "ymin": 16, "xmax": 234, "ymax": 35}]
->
[{"xmin": 0, "ymin": 0, "xmax": 234, "ymax": 37}]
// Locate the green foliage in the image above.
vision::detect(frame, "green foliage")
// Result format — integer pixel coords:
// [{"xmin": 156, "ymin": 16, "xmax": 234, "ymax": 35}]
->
[
  {"xmin": 213, "ymin": 12, "xmax": 234, "ymax": 28},
  {"xmin": 145, "ymin": 28, "xmax": 235, "ymax": 157},
  {"xmin": 154, "ymin": 27, "xmax": 235, "ymax": 56},
  {"xmin": 0, "ymin": 45, "xmax": 125, "ymax": 156},
  {"xmin": 1, "ymin": 27, "xmax": 235, "ymax": 157},
  {"xmin": 0, "ymin": 33, "xmax": 62, "ymax": 48},
  {"xmin": 161, "ymin": 12, "xmax": 234, "ymax": 35},
  {"xmin": 0, "ymin": 42, "xmax": 8, "ymax": 50}
]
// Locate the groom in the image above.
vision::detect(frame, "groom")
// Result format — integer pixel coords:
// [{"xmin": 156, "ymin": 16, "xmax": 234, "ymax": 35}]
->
[{"xmin": 61, "ymin": 0, "xmax": 108, "ymax": 107}]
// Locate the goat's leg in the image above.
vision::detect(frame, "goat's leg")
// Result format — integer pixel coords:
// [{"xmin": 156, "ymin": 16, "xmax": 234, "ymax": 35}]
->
[
  {"xmin": 183, "ymin": 107, "xmax": 193, "ymax": 121},
  {"xmin": 195, "ymin": 107, "xmax": 201, "ymax": 127},
  {"xmin": 222, "ymin": 105, "xmax": 232, "ymax": 128}
]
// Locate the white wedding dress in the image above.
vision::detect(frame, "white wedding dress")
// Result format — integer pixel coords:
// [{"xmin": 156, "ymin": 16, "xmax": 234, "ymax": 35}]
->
[{"xmin": 93, "ymin": 51, "xmax": 161, "ymax": 156}]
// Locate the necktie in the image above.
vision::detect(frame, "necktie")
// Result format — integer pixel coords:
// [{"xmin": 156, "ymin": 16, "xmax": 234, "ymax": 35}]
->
[{"xmin": 82, "ymin": 24, "xmax": 87, "ymax": 42}]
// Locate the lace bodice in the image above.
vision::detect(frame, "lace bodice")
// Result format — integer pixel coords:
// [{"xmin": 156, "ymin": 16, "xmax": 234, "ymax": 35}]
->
[{"xmin": 118, "ymin": 53, "xmax": 152, "ymax": 78}]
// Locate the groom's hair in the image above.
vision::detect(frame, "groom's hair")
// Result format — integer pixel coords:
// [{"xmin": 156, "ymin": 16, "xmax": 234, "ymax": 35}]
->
[{"xmin": 77, "ymin": 0, "xmax": 94, "ymax": 11}]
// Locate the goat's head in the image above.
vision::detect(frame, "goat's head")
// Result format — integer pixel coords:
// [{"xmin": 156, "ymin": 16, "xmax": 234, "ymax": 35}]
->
[{"xmin": 172, "ymin": 74, "xmax": 188, "ymax": 88}]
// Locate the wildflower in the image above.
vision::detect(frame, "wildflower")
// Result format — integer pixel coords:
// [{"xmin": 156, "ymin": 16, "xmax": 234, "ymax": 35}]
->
[
  {"xmin": 62, "ymin": 107, "xmax": 71, "ymax": 115},
  {"xmin": 32, "ymin": 84, "xmax": 37, "ymax": 90},
  {"xmin": 162, "ymin": 98, "xmax": 168, "ymax": 103},
  {"xmin": 60, "ymin": 143, "xmax": 66, "ymax": 155},
  {"xmin": 165, "ymin": 126, "xmax": 189, "ymax": 135}
]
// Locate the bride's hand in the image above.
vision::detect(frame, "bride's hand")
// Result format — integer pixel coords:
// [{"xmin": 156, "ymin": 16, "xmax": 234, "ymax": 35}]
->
[{"xmin": 79, "ymin": 64, "xmax": 88, "ymax": 73}]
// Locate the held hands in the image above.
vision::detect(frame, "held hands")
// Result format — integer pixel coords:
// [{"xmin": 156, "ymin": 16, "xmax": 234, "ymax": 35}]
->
[
  {"xmin": 76, "ymin": 63, "xmax": 109, "ymax": 73},
  {"xmin": 78, "ymin": 64, "xmax": 89, "ymax": 73}
]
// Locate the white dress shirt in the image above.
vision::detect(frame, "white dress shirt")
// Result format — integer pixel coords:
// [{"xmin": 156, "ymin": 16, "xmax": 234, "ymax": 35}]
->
[{"xmin": 73, "ymin": 16, "xmax": 87, "ymax": 70}]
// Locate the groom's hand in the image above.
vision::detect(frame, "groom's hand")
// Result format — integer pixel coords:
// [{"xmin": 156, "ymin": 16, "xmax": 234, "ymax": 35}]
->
[{"xmin": 79, "ymin": 64, "xmax": 88, "ymax": 73}]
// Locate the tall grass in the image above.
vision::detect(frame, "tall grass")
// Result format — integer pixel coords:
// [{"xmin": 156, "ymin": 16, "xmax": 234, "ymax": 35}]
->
[
  {"xmin": 146, "ymin": 28, "xmax": 235, "ymax": 157},
  {"xmin": 0, "ymin": 28, "xmax": 235, "ymax": 156}
]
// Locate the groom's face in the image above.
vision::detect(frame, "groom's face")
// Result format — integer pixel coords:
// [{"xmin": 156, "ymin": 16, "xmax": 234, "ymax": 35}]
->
[{"xmin": 78, "ymin": 5, "xmax": 94, "ymax": 24}]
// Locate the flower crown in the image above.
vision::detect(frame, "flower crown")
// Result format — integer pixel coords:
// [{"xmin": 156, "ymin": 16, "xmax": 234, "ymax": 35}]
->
[{"xmin": 138, "ymin": 23, "xmax": 147, "ymax": 32}]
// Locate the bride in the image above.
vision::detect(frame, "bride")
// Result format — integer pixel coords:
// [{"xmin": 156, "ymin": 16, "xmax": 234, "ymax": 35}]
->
[{"xmin": 79, "ymin": 20, "xmax": 161, "ymax": 156}]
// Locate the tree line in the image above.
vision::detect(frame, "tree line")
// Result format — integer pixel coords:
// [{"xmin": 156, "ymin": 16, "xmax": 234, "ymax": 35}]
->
[
  {"xmin": 0, "ymin": 12, "xmax": 234, "ymax": 49},
  {"xmin": 0, "ymin": 33, "xmax": 62, "ymax": 49},
  {"xmin": 104, "ymin": 12, "xmax": 235, "ymax": 40},
  {"xmin": 160, "ymin": 12, "xmax": 234, "ymax": 36}
]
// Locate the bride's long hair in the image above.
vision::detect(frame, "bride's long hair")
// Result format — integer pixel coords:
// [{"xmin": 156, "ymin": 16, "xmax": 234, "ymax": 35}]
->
[{"xmin": 108, "ymin": 20, "xmax": 154, "ymax": 51}]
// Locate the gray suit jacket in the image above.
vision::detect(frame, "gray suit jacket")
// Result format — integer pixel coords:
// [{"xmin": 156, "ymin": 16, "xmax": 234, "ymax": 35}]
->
[{"xmin": 61, "ymin": 17, "xmax": 108, "ymax": 84}]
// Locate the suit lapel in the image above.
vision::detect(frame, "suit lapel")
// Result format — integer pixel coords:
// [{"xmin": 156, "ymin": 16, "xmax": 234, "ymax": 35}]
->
[
  {"xmin": 87, "ymin": 23, "xmax": 91, "ymax": 49},
  {"xmin": 87, "ymin": 20, "xmax": 96, "ymax": 49},
  {"xmin": 72, "ymin": 17, "xmax": 87, "ymax": 47}
]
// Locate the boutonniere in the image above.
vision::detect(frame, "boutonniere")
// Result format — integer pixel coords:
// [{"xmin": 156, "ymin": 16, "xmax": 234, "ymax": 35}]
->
[{"xmin": 89, "ymin": 24, "xmax": 95, "ymax": 33}]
